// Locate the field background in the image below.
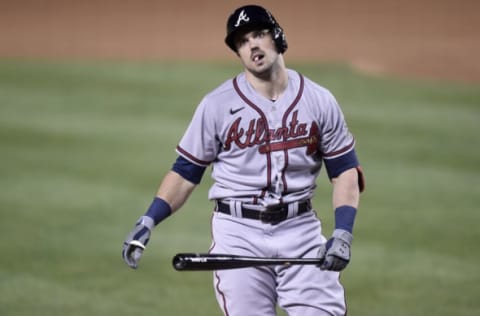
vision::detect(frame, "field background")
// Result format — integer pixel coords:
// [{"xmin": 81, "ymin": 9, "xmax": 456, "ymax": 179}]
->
[{"xmin": 1, "ymin": 1, "xmax": 479, "ymax": 315}]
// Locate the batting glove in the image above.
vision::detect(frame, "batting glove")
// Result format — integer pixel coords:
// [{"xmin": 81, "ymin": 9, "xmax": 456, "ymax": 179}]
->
[
  {"xmin": 318, "ymin": 229, "xmax": 353, "ymax": 271},
  {"xmin": 122, "ymin": 216, "xmax": 155, "ymax": 269}
]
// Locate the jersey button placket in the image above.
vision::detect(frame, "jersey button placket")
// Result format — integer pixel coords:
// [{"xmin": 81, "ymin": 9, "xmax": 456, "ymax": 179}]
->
[
  {"xmin": 274, "ymin": 155, "xmax": 285, "ymax": 194},
  {"xmin": 269, "ymin": 112, "xmax": 281, "ymax": 194}
]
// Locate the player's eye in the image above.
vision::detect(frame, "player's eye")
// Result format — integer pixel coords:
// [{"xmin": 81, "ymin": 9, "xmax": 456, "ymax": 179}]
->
[
  {"xmin": 235, "ymin": 29, "xmax": 270, "ymax": 49},
  {"xmin": 253, "ymin": 29, "xmax": 269, "ymax": 38},
  {"xmin": 236, "ymin": 37, "xmax": 248, "ymax": 47}
]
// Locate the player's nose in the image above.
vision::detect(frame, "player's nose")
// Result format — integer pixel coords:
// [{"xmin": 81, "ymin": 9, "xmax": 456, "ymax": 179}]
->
[{"xmin": 247, "ymin": 38, "xmax": 260, "ymax": 50}]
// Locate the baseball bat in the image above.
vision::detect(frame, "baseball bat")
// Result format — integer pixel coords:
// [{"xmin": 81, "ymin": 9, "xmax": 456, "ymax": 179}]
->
[{"xmin": 173, "ymin": 253, "xmax": 323, "ymax": 271}]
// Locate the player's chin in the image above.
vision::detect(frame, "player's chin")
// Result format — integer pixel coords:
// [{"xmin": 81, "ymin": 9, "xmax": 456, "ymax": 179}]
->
[{"xmin": 247, "ymin": 63, "xmax": 271, "ymax": 77}]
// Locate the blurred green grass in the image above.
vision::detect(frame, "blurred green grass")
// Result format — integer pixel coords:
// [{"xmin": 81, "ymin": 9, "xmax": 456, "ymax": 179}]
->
[{"xmin": 0, "ymin": 60, "xmax": 479, "ymax": 316}]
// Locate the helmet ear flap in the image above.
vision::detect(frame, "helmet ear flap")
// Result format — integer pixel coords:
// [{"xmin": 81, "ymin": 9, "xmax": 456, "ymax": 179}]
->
[{"xmin": 273, "ymin": 26, "xmax": 288, "ymax": 54}]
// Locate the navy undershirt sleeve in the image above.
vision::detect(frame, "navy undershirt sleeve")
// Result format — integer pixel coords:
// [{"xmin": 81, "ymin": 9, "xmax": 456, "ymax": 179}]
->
[
  {"xmin": 323, "ymin": 149, "xmax": 359, "ymax": 179},
  {"xmin": 171, "ymin": 155, "xmax": 207, "ymax": 185}
]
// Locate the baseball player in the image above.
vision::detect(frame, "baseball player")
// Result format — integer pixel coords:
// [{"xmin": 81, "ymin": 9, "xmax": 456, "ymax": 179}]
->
[{"xmin": 122, "ymin": 5, "xmax": 364, "ymax": 316}]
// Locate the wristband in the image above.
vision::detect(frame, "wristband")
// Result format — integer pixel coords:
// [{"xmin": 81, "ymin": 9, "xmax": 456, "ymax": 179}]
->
[
  {"xmin": 334, "ymin": 205, "xmax": 357, "ymax": 233},
  {"xmin": 145, "ymin": 197, "xmax": 172, "ymax": 226}
]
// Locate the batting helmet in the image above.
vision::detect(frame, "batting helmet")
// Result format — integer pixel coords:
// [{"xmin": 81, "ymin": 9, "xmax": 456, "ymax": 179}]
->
[{"xmin": 225, "ymin": 5, "xmax": 288, "ymax": 54}]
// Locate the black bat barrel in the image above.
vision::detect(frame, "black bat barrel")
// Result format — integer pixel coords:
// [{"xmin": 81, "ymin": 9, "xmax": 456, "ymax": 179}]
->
[
  {"xmin": 173, "ymin": 253, "xmax": 257, "ymax": 271},
  {"xmin": 172, "ymin": 253, "xmax": 322, "ymax": 271}
]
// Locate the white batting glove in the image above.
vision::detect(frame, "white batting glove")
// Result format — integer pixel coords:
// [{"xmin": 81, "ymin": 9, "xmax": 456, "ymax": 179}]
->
[
  {"xmin": 318, "ymin": 229, "xmax": 353, "ymax": 271},
  {"xmin": 122, "ymin": 216, "xmax": 155, "ymax": 269}
]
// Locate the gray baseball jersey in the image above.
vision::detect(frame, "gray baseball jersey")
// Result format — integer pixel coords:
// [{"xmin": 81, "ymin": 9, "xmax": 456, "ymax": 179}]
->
[
  {"xmin": 176, "ymin": 69, "xmax": 355, "ymax": 315},
  {"xmin": 177, "ymin": 69, "xmax": 355, "ymax": 207}
]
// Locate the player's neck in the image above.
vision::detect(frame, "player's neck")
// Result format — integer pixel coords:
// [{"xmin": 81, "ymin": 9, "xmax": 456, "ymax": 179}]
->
[{"xmin": 246, "ymin": 59, "xmax": 288, "ymax": 101}]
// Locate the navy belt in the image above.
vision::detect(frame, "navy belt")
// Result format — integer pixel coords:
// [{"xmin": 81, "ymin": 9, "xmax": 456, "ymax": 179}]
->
[{"xmin": 215, "ymin": 200, "xmax": 311, "ymax": 224}]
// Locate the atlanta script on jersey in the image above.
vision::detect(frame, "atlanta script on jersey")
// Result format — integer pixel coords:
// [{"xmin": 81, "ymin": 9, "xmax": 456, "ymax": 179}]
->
[{"xmin": 177, "ymin": 69, "xmax": 355, "ymax": 206}]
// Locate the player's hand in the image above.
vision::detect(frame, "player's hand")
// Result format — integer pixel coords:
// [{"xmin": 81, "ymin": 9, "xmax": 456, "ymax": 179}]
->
[
  {"xmin": 318, "ymin": 229, "xmax": 353, "ymax": 271},
  {"xmin": 122, "ymin": 216, "xmax": 155, "ymax": 269}
]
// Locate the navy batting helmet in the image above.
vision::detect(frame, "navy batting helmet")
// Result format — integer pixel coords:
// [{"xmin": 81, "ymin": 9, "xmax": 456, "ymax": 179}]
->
[{"xmin": 225, "ymin": 5, "xmax": 288, "ymax": 54}]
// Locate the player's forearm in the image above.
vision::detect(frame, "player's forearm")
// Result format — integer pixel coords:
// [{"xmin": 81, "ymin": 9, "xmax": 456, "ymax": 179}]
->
[
  {"xmin": 156, "ymin": 170, "xmax": 197, "ymax": 213},
  {"xmin": 331, "ymin": 168, "xmax": 360, "ymax": 209}
]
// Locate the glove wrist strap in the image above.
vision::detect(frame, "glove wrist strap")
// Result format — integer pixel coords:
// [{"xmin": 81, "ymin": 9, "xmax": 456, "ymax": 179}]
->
[
  {"xmin": 333, "ymin": 228, "xmax": 353, "ymax": 244},
  {"xmin": 137, "ymin": 216, "xmax": 155, "ymax": 231}
]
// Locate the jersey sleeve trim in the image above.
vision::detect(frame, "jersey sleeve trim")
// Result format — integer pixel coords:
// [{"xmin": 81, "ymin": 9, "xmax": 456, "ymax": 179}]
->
[
  {"xmin": 323, "ymin": 138, "xmax": 355, "ymax": 158},
  {"xmin": 176, "ymin": 145, "xmax": 212, "ymax": 167}
]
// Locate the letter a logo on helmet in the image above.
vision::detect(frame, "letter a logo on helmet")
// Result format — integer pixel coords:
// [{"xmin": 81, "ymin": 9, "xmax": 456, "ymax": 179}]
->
[{"xmin": 234, "ymin": 10, "xmax": 250, "ymax": 27}]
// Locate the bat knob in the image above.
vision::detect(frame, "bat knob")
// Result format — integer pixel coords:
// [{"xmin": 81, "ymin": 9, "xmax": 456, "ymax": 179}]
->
[
  {"xmin": 172, "ymin": 254, "xmax": 187, "ymax": 270},
  {"xmin": 173, "ymin": 253, "xmax": 201, "ymax": 270}
]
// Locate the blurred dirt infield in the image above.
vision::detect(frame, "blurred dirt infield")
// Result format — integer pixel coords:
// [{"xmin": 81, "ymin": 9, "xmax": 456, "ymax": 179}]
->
[{"xmin": 1, "ymin": 0, "xmax": 479, "ymax": 83}]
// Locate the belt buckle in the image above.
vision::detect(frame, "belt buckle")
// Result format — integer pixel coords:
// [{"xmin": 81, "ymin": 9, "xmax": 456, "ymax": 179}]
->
[
  {"xmin": 259, "ymin": 210, "xmax": 274, "ymax": 223},
  {"xmin": 260, "ymin": 204, "xmax": 288, "ymax": 224}
]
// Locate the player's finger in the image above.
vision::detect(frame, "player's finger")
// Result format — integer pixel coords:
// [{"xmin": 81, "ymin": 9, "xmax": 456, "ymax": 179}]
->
[
  {"xmin": 317, "ymin": 244, "xmax": 327, "ymax": 268},
  {"xmin": 317, "ymin": 244, "xmax": 327, "ymax": 260},
  {"xmin": 123, "ymin": 252, "xmax": 137, "ymax": 269},
  {"xmin": 122, "ymin": 244, "xmax": 135, "ymax": 267},
  {"xmin": 335, "ymin": 261, "xmax": 347, "ymax": 271},
  {"xmin": 320, "ymin": 255, "xmax": 333, "ymax": 270},
  {"xmin": 122, "ymin": 243, "xmax": 143, "ymax": 269},
  {"xmin": 132, "ymin": 248, "xmax": 144, "ymax": 262}
]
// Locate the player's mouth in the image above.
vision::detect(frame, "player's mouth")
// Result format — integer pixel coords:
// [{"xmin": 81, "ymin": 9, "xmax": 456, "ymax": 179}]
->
[{"xmin": 251, "ymin": 52, "xmax": 265, "ymax": 64}]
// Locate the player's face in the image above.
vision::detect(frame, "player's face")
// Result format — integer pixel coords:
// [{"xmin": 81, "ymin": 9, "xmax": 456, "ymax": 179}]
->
[{"xmin": 234, "ymin": 29, "xmax": 280, "ymax": 76}]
